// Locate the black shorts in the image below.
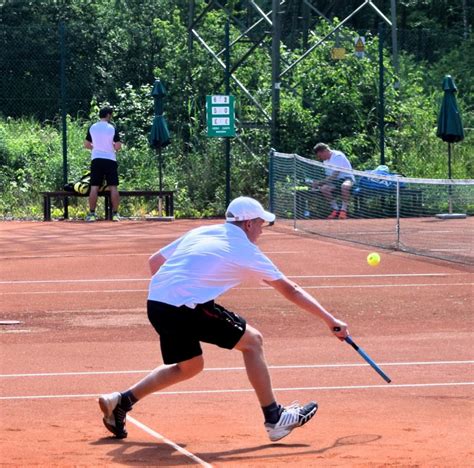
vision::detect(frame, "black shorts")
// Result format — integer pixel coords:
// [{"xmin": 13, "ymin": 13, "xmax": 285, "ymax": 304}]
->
[
  {"xmin": 90, "ymin": 158, "xmax": 119, "ymax": 186},
  {"xmin": 147, "ymin": 300, "xmax": 247, "ymax": 364}
]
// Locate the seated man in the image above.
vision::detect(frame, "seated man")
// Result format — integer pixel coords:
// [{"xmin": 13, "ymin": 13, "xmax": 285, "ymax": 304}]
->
[{"xmin": 311, "ymin": 142, "xmax": 355, "ymax": 220}]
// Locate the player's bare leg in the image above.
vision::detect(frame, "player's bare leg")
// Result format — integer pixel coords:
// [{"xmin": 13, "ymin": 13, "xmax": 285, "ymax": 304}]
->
[
  {"xmin": 108, "ymin": 185, "xmax": 120, "ymax": 213},
  {"xmin": 86, "ymin": 186, "xmax": 100, "ymax": 221},
  {"xmin": 129, "ymin": 355, "xmax": 204, "ymax": 399},
  {"xmin": 339, "ymin": 180, "xmax": 353, "ymax": 219},
  {"xmin": 99, "ymin": 355, "xmax": 204, "ymax": 438},
  {"xmin": 88, "ymin": 185, "xmax": 99, "ymax": 212},
  {"xmin": 234, "ymin": 325, "xmax": 276, "ymax": 406},
  {"xmin": 235, "ymin": 324, "xmax": 318, "ymax": 441},
  {"xmin": 320, "ymin": 183, "xmax": 339, "ymax": 218}
]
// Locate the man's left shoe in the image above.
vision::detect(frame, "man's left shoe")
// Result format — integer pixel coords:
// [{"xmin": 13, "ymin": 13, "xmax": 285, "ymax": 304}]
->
[
  {"xmin": 338, "ymin": 210, "xmax": 348, "ymax": 220},
  {"xmin": 99, "ymin": 392, "xmax": 130, "ymax": 439},
  {"xmin": 265, "ymin": 401, "xmax": 318, "ymax": 442}
]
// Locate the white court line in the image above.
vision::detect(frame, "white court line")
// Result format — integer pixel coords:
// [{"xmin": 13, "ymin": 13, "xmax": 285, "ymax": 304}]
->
[
  {"xmin": 1, "ymin": 382, "xmax": 473, "ymax": 401},
  {"xmin": 430, "ymin": 248, "xmax": 472, "ymax": 252},
  {"xmin": 237, "ymin": 282, "xmax": 473, "ymax": 291},
  {"xmin": 0, "ymin": 250, "xmax": 301, "ymax": 261},
  {"xmin": 1, "ymin": 282, "xmax": 471, "ymax": 295},
  {"xmin": 1, "ymin": 360, "xmax": 472, "ymax": 378},
  {"xmin": 0, "ymin": 272, "xmax": 460, "ymax": 285},
  {"xmin": 127, "ymin": 415, "xmax": 212, "ymax": 468}
]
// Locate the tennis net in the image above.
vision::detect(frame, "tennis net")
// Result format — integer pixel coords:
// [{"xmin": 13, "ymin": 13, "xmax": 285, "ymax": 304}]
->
[{"xmin": 269, "ymin": 151, "xmax": 474, "ymax": 264}]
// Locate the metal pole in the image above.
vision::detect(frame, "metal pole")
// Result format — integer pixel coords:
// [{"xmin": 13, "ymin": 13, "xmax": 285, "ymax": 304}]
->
[
  {"xmin": 158, "ymin": 147, "xmax": 163, "ymax": 192},
  {"xmin": 448, "ymin": 143, "xmax": 453, "ymax": 213},
  {"xmin": 390, "ymin": 0, "xmax": 399, "ymax": 88},
  {"xmin": 396, "ymin": 179, "xmax": 400, "ymax": 248},
  {"xmin": 188, "ymin": 0, "xmax": 194, "ymax": 54},
  {"xmin": 269, "ymin": 148, "xmax": 275, "ymax": 212},
  {"xmin": 293, "ymin": 153, "xmax": 296, "ymax": 230},
  {"xmin": 378, "ymin": 22, "xmax": 385, "ymax": 166},
  {"xmin": 59, "ymin": 21, "xmax": 68, "ymax": 219},
  {"xmin": 158, "ymin": 147, "xmax": 163, "ymax": 216},
  {"xmin": 271, "ymin": 0, "xmax": 281, "ymax": 150},
  {"xmin": 224, "ymin": 19, "xmax": 231, "ymax": 208},
  {"xmin": 448, "ymin": 143, "xmax": 452, "ymax": 180}
]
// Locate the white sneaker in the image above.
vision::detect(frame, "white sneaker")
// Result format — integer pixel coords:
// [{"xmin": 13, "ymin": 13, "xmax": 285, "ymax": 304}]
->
[
  {"xmin": 265, "ymin": 401, "xmax": 318, "ymax": 442},
  {"xmin": 99, "ymin": 391, "xmax": 129, "ymax": 439}
]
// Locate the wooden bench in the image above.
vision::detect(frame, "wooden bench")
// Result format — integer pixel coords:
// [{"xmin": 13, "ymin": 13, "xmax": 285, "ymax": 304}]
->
[{"xmin": 41, "ymin": 190, "xmax": 175, "ymax": 221}]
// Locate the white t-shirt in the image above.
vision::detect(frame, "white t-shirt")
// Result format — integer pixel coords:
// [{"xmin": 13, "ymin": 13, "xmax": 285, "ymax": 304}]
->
[
  {"xmin": 86, "ymin": 121, "xmax": 120, "ymax": 161},
  {"xmin": 148, "ymin": 223, "xmax": 284, "ymax": 308},
  {"xmin": 324, "ymin": 150, "xmax": 355, "ymax": 181}
]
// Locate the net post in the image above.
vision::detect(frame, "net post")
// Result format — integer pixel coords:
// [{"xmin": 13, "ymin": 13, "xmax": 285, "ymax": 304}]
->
[
  {"xmin": 293, "ymin": 153, "xmax": 297, "ymax": 229},
  {"xmin": 269, "ymin": 148, "xmax": 275, "ymax": 212},
  {"xmin": 396, "ymin": 178, "xmax": 400, "ymax": 248}
]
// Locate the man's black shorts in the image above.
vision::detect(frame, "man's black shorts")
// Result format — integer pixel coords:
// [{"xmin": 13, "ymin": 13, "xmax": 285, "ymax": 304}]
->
[
  {"xmin": 90, "ymin": 158, "xmax": 119, "ymax": 186},
  {"xmin": 147, "ymin": 300, "xmax": 247, "ymax": 364}
]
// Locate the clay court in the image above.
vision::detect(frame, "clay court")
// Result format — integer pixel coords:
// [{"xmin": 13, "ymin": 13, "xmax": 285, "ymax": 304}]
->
[{"xmin": 1, "ymin": 219, "xmax": 473, "ymax": 466}]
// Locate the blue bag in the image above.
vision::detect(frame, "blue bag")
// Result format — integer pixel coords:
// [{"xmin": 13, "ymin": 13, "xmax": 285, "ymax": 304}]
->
[{"xmin": 358, "ymin": 165, "xmax": 405, "ymax": 194}]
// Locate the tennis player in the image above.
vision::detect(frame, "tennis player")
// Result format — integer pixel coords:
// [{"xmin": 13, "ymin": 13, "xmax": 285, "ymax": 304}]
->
[
  {"xmin": 99, "ymin": 196, "xmax": 349, "ymax": 442},
  {"xmin": 312, "ymin": 142, "xmax": 355, "ymax": 219},
  {"xmin": 83, "ymin": 106, "xmax": 122, "ymax": 222}
]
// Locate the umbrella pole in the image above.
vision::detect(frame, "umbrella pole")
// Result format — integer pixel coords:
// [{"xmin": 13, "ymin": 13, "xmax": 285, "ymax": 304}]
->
[
  {"xmin": 158, "ymin": 147, "xmax": 163, "ymax": 217},
  {"xmin": 448, "ymin": 142, "xmax": 452, "ymax": 180},
  {"xmin": 448, "ymin": 142, "xmax": 453, "ymax": 214}
]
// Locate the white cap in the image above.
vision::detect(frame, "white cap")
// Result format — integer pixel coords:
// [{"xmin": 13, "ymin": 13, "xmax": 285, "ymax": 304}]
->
[{"xmin": 225, "ymin": 196, "xmax": 275, "ymax": 223}]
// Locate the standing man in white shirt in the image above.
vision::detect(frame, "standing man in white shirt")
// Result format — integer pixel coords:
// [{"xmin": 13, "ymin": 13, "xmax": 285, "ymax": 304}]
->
[
  {"xmin": 98, "ymin": 196, "xmax": 349, "ymax": 442},
  {"xmin": 312, "ymin": 142, "xmax": 355, "ymax": 220},
  {"xmin": 84, "ymin": 107, "xmax": 122, "ymax": 222}
]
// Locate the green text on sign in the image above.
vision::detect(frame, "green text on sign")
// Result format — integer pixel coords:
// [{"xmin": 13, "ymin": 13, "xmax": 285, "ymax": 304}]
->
[{"xmin": 206, "ymin": 95, "xmax": 235, "ymax": 137}]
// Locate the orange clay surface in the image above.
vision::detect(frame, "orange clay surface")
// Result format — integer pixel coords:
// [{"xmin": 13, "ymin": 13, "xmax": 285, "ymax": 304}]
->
[{"xmin": 1, "ymin": 220, "xmax": 473, "ymax": 467}]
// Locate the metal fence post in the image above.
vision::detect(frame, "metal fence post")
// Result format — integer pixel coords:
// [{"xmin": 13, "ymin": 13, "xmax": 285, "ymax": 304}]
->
[
  {"xmin": 59, "ymin": 21, "xmax": 68, "ymax": 219},
  {"xmin": 378, "ymin": 22, "xmax": 385, "ymax": 166},
  {"xmin": 269, "ymin": 148, "xmax": 275, "ymax": 212},
  {"xmin": 396, "ymin": 179, "xmax": 400, "ymax": 248},
  {"xmin": 293, "ymin": 153, "xmax": 297, "ymax": 230}
]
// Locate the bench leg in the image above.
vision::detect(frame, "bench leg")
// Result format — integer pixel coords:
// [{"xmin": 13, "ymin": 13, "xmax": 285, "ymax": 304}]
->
[
  {"xmin": 105, "ymin": 194, "xmax": 112, "ymax": 220},
  {"xmin": 64, "ymin": 197, "xmax": 69, "ymax": 220},
  {"xmin": 43, "ymin": 195, "xmax": 51, "ymax": 221},
  {"xmin": 169, "ymin": 195, "xmax": 174, "ymax": 217}
]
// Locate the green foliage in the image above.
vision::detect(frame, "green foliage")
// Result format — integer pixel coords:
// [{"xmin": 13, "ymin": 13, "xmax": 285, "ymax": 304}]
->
[{"xmin": 0, "ymin": 2, "xmax": 472, "ymax": 219}]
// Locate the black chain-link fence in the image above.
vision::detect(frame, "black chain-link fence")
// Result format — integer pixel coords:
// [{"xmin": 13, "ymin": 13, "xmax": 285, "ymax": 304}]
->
[
  {"xmin": 1, "ymin": 20, "xmax": 470, "ymax": 123},
  {"xmin": 1, "ymin": 22, "xmax": 100, "ymax": 121},
  {"xmin": 1, "ymin": 11, "xmax": 472, "ymax": 219},
  {"xmin": 398, "ymin": 27, "xmax": 469, "ymax": 62}
]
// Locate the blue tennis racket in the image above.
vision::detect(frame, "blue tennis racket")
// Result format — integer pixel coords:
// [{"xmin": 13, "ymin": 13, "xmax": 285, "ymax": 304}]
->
[
  {"xmin": 334, "ymin": 328, "xmax": 391, "ymax": 383},
  {"xmin": 345, "ymin": 335, "xmax": 391, "ymax": 383}
]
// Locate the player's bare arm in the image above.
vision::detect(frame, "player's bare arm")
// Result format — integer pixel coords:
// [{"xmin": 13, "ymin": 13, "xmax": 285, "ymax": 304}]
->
[
  {"xmin": 149, "ymin": 252, "xmax": 166, "ymax": 275},
  {"xmin": 266, "ymin": 276, "xmax": 348, "ymax": 340},
  {"xmin": 312, "ymin": 172, "xmax": 338, "ymax": 188},
  {"xmin": 84, "ymin": 140, "xmax": 93, "ymax": 149}
]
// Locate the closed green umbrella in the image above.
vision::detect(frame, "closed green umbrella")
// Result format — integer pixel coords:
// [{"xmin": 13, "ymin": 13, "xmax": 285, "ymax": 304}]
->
[
  {"xmin": 149, "ymin": 79, "xmax": 171, "ymax": 203},
  {"xmin": 436, "ymin": 75, "xmax": 464, "ymax": 180},
  {"xmin": 436, "ymin": 75, "xmax": 465, "ymax": 215}
]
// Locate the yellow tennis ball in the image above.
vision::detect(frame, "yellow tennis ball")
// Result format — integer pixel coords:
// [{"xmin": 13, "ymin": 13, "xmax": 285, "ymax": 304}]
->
[{"xmin": 367, "ymin": 252, "xmax": 381, "ymax": 266}]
